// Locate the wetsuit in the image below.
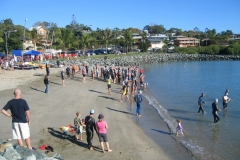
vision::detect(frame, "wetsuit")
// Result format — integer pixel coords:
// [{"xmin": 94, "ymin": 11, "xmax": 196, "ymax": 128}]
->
[
  {"xmin": 85, "ymin": 115, "xmax": 97, "ymax": 148},
  {"xmin": 198, "ymin": 96, "xmax": 205, "ymax": 114},
  {"xmin": 212, "ymin": 102, "xmax": 220, "ymax": 123}
]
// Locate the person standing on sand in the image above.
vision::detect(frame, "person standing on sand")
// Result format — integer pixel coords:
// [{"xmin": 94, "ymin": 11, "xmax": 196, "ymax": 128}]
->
[
  {"xmin": 198, "ymin": 93, "xmax": 205, "ymax": 114},
  {"xmin": 44, "ymin": 75, "xmax": 49, "ymax": 94},
  {"xmin": 61, "ymin": 69, "xmax": 65, "ymax": 86},
  {"xmin": 85, "ymin": 110, "xmax": 98, "ymax": 150},
  {"xmin": 46, "ymin": 63, "xmax": 50, "ymax": 76},
  {"xmin": 107, "ymin": 77, "xmax": 113, "ymax": 95},
  {"xmin": 74, "ymin": 112, "xmax": 85, "ymax": 141},
  {"xmin": 66, "ymin": 65, "xmax": 71, "ymax": 79},
  {"xmin": 1, "ymin": 89, "xmax": 32, "ymax": 149},
  {"xmin": 212, "ymin": 99, "xmax": 221, "ymax": 123},
  {"xmin": 82, "ymin": 66, "xmax": 86, "ymax": 83},
  {"xmin": 1, "ymin": 61, "xmax": 5, "ymax": 74},
  {"xmin": 56, "ymin": 59, "xmax": 60, "ymax": 68},
  {"xmin": 96, "ymin": 114, "xmax": 112, "ymax": 153},
  {"xmin": 134, "ymin": 90, "xmax": 143, "ymax": 117}
]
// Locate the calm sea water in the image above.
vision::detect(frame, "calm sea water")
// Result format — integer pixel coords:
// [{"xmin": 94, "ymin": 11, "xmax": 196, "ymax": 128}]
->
[{"xmin": 141, "ymin": 60, "xmax": 240, "ymax": 160}]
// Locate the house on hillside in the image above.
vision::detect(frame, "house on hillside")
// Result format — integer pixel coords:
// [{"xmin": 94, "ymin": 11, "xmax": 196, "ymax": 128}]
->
[
  {"xmin": 174, "ymin": 37, "xmax": 200, "ymax": 47},
  {"xmin": 230, "ymin": 34, "xmax": 240, "ymax": 41},
  {"xmin": 148, "ymin": 34, "xmax": 169, "ymax": 49},
  {"xmin": 29, "ymin": 26, "xmax": 51, "ymax": 50},
  {"xmin": 132, "ymin": 33, "xmax": 142, "ymax": 49}
]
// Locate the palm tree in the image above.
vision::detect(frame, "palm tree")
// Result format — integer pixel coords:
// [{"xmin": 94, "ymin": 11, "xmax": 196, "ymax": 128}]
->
[
  {"xmin": 122, "ymin": 29, "xmax": 133, "ymax": 53},
  {"xmin": 55, "ymin": 28, "xmax": 75, "ymax": 50},
  {"xmin": 100, "ymin": 28, "xmax": 112, "ymax": 52},
  {"xmin": 79, "ymin": 33, "xmax": 92, "ymax": 55}
]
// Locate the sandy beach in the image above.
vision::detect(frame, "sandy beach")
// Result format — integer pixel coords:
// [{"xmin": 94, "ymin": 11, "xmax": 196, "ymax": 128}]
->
[{"xmin": 0, "ymin": 68, "xmax": 192, "ymax": 160}]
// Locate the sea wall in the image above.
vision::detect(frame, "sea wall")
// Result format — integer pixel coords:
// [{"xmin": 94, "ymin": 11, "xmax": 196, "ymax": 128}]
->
[{"xmin": 51, "ymin": 53, "xmax": 240, "ymax": 67}]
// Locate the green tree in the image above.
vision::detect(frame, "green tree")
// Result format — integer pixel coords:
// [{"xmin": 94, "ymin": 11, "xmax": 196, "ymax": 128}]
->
[
  {"xmin": 79, "ymin": 33, "xmax": 92, "ymax": 55},
  {"xmin": 101, "ymin": 28, "xmax": 113, "ymax": 51},
  {"xmin": 122, "ymin": 29, "xmax": 134, "ymax": 53}
]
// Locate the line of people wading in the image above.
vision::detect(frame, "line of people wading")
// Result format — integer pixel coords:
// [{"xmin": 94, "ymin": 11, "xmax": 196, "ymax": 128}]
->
[{"xmin": 198, "ymin": 89, "xmax": 231, "ymax": 123}]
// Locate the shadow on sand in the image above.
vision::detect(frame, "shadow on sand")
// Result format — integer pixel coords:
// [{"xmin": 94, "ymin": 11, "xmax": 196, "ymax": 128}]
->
[
  {"xmin": 106, "ymin": 107, "xmax": 134, "ymax": 115},
  {"xmin": 98, "ymin": 96, "xmax": 117, "ymax": 101},
  {"xmin": 30, "ymin": 87, "xmax": 44, "ymax": 93},
  {"xmin": 89, "ymin": 89, "xmax": 105, "ymax": 94},
  {"xmin": 49, "ymin": 81, "xmax": 61, "ymax": 85},
  {"xmin": 151, "ymin": 129, "xmax": 171, "ymax": 135},
  {"xmin": 47, "ymin": 127, "xmax": 102, "ymax": 152}
]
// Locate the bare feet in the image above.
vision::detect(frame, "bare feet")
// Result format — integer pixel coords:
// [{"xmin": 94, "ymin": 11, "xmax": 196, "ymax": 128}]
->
[
  {"xmin": 89, "ymin": 147, "xmax": 93, "ymax": 150},
  {"xmin": 108, "ymin": 149, "xmax": 112, "ymax": 152}
]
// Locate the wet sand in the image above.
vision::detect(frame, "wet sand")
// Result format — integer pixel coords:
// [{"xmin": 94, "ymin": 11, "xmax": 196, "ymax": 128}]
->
[{"xmin": 0, "ymin": 68, "xmax": 192, "ymax": 159}]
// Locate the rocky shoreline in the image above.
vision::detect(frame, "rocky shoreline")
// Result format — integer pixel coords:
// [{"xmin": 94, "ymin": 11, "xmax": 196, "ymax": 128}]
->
[
  {"xmin": 0, "ymin": 140, "xmax": 63, "ymax": 160},
  {"xmin": 50, "ymin": 53, "xmax": 240, "ymax": 67}
]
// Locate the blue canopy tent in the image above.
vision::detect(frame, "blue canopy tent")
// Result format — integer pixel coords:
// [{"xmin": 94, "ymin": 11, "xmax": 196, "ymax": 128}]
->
[
  {"xmin": 12, "ymin": 50, "xmax": 22, "ymax": 56},
  {"xmin": 0, "ymin": 52, "xmax": 6, "ymax": 58},
  {"xmin": 24, "ymin": 50, "xmax": 41, "ymax": 55}
]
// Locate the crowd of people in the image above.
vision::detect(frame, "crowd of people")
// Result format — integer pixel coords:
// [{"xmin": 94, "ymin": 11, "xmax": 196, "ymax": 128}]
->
[{"xmin": 1, "ymin": 62, "xmax": 148, "ymax": 153}]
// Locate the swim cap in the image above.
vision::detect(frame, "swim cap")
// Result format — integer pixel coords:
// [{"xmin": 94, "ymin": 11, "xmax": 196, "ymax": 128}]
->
[
  {"xmin": 90, "ymin": 109, "xmax": 94, "ymax": 114},
  {"xmin": 215, "ymin": 99, "xmax": 218, "ymax": 103}
]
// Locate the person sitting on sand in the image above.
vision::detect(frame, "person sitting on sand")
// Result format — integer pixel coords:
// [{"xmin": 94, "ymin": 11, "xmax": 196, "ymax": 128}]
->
[
  {"xmin": 176, "ymin": 119, "xmax": 184, "ymax": 136},
  {"xmin": 74, "ymin": 112, "xmax": 85, "ymax": 141},
  {"xmin": 96, "ymin": 114, "xmax": 112, "ymax": 153}
]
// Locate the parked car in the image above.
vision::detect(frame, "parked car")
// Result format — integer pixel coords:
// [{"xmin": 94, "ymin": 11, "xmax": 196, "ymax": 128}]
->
[{"xmin": 85, "ymin": 50, "xmax": 96, "ymax": 55}]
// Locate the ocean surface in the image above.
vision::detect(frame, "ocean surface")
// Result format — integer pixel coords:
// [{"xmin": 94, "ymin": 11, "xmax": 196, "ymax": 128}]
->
[{"xmin": 141, "ymin": 60, "xmax": 240, "ymax": 160}]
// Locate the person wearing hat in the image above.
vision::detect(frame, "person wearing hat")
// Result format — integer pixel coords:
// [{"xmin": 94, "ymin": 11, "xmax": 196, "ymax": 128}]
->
[
  {"xmin": 96, "ymin": 114, "xmax": 112, "ymax": 153},
  {"xmin": 222, "ymin": 92, "xmax": 231, "ymax": 109},
  {"xmin": 134, "ymin": 90, "xmax": 143, "ymax": 117},
  {"xmin": 85, "ymin": 109, "xmax": 97, "ymax": 150},
  {"xmin": 212, "ymin": 99, "xmax": 221, "ymax": 123}
]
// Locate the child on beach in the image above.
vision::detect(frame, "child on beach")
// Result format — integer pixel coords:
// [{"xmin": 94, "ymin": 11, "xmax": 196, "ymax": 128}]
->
[
  {"xmin": 176, "ymin": 119, "xmax": 184, "ymax": 136},
  {"xmin": 107, "ymin": 77, "xmax": 113, "ymax": 95},
  {"xmin": 74, "ymin": 112, "xmax": 85, "ymax": 140}
]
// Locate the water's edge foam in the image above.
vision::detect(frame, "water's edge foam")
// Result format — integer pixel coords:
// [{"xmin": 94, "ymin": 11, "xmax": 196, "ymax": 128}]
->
[{"xmin": 142, "ymin": 91, "xmax": 222, "ymax": 160}]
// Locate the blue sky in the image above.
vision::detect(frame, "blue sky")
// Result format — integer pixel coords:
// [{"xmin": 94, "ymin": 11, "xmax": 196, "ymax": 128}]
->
[{"xmin": 1, "ymin": 0, "xmax": 240, "ymax": 33}]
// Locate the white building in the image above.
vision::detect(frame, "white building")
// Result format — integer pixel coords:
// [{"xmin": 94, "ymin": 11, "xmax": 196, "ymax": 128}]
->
[{"xmin": 148, "ymin": 34, "xmax": 169, "ymax": 49}]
